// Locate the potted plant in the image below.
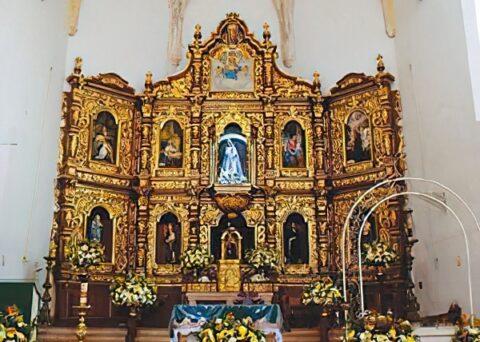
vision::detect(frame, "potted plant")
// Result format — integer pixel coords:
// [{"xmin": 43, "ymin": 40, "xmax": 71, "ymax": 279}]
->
[
  {"xmin": 362, "ymin": 241, "xmax": 397, "ymax": 276},
  {"xmin": 110, "ymin": 274, "xmax": 157, "ymax": 342},
  {"xmin": 198, "ymin": 312, "xmax": 266, "ymax": 342},
  {"xmin": 180, "ymin": 246, "xmax": 212, "ymax": 281},
  {"xmin": 244, "ymin": 247, "xmax": 280, "ymax": 282},
  {"xmin": 0, "ymin": 305, "xmax": 31, "ymax": 342}
]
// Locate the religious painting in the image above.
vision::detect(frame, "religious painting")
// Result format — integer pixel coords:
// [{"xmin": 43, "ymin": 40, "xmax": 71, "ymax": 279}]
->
[
  {"xmin": 283, "ymin": 213, "xmax": 309, "ymax": 264},
  {"xmin": 345, "ymin": 111, "xmax": 372, "ymax": 163},
  {"xmin": 86, "ymin": 207, "xmax": 113, "ymax": 262},
  {"xmin": 282, "ymin": 121, "xmax": 306, "ymax": 168},
  {"xmin": 218, "ymin": 124, "xmax": 248, "ymax": 184},
  {"xmin": 159, "ymin": 120, "xmax": 183, "ymax": 168},
  {"xmin": 211, "ymin": 214, "xmax": 254, "ymax": 261},
  {"xmin": 91, "ymin": 111, "xmax": 117, "ymax": 163},
  {"xmin": 221, "ymin": 22, "xmax": 245, "ymax": 45},
  {"xmin": 211, "ymin": 48, "xmax": 254, "ymax": 92},
  {"xmin": 360, "ymin": 212, "xmax": 378, "ymax": 245},
  {"xmin": 156, "ymin": 213, "xmax": 181, "ymax": 264}
]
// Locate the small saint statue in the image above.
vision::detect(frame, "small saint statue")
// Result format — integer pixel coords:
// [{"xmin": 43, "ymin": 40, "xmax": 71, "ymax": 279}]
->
[
  {"xmin": 221, "ymin": 223, "xmax": 242, "ymax": 260},
  {"xmin": 164, "ymin": 222, "xmax": 177, "ymax": 263},
  {"xmin": 88, "ymin": 214, "xmax": 103, "ymax": 242}
]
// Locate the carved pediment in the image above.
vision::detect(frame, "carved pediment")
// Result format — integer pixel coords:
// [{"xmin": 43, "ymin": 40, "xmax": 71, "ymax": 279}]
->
[
  {"xmin": 86, "ymin": 73, "xmax": 135, "ymax": 94},
  {"xmin": 151, "ymin": 13, "xmax": 320, "ymax": 99}
]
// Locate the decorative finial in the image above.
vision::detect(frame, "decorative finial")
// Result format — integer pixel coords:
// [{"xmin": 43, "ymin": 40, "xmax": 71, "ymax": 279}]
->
[
  {"xmin": 376, "ymin": 54, "xmax": 385, "ymax": 73},
  {"xmin": 194, "ymin": 24, "xmax": 202, "ymax": 43},
  {"xmin": 263, "ymin": 22, "xmax": 271, "ymax": 43},
  {"xmin": 74, "ymin": 56, "xmax": 83, "ymax": 74},
  {"xmin": 313, "ymin": 71, "xmax": 321, "ymax": 93},
  {"xmin": 145, "ymin": 71, "xmax": 153, "ymax": 92}
]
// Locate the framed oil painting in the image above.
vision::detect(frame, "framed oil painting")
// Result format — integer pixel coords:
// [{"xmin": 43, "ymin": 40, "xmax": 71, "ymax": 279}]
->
[
  {"xmin": 211, "ymin": 48, "xmax": 254, "ymax": 92},
  {"xmin": 282, "ymin": 121, "xmax": 306, "ymax": 168},
  {"xmin": 345, "ymin": 111, "xmax": 372, "ymax": 163},
  {"xmin": 91, "ymin": 111, "xmax": 117, "ymax": 164},
  {"xmin": 159, "ymin": 120, "xmax": 183, "ymax": 168}
]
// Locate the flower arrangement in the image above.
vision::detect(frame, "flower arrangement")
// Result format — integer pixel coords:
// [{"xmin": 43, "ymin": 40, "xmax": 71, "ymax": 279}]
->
[
  {"xmin": 301, "ymin": 276, "xmax": 343, "ymax": 306},
  {"xmin": 180, "ymin": 246, "xmax": 212, "ymax": 275},
  {"xmin": 453, "ymin": 314, "xmax": 480, "ymax": 342},
  {"xmin": 110, "ymin": 274, "xmax": 157, "ymax": 309},
  {"xmin": 65, "ymin": 238, "xmax": 105, "ymax": 270},
  {"xmin": 362, "ymin": 241, "xmax": 397, "ymax": 268},
  {"xmin": 343, "ymin": 311, "xmax": 417, "ymax": 342},
  {"xmin": 0, "ymin": 305, "xmax": 31, "ymax": 342},
  {"xmin": 245, "ymin": 247, "xmax": 280, "ymax": 273},
  {"xmin": 198, "ymin": 312, "xmax": 266, "ymax": 342}
]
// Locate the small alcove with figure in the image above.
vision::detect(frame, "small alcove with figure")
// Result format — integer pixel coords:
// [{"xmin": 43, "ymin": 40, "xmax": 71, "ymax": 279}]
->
[
  {"xmin": 86, "ymin": 206, "xmax": 113, "ymax": 263},
  {"xmin": 283, "ymin": 213, "xmax": 309, "ymax": 265},
  {"xmin": 217, "ymin": 123, "xmax": 248, "ymax": 185},
  {"xmin": 156, "ymin": 213, "xmax": 181, "ymax": 264}
]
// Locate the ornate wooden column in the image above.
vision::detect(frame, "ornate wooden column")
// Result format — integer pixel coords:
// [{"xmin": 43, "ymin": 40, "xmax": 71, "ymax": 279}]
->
[{"xmin": 136, "ymin": 73, "xmax": 154, "ymax": 272}]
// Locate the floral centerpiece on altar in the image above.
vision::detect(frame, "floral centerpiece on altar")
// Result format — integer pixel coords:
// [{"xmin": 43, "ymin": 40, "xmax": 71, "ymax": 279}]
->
[
  {"xmin": 110, "ymin": 274, "xmax": 157, "ymax": 312},
  {"xmin": 180, "ymin": 246, "xmax": 213, "ymax": 280},
  {"xmin": 343, "ymin": 311, "xmax": 417, "ymax": 342},
  {"xmin": 65, "ymin": 238, "xmax": 104, "ymax": 271},
  {"xmin": 302, "ymin": 276, "xmax": 343, "ymax": 307},
  {"xmin": 244, "ymin": 247, "xmax": 280, "ymax": 282},
  {"xmin": 0, "ymin": 305, "xmax": 31, "ymax": 342},
  {"xmin": 198, "ymin": 312, "xmax": 266, "ymax": 342},
  {"xmin": 453, "ymin": 313, "xmax": 480, "ymax": 342},
  {"xmin": 362, "ymin": 241, "xmax": 397, "ymax": 269}
]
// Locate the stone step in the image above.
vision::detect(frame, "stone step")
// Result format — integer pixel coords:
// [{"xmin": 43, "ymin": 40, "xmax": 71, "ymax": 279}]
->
[{"xmin": 38, "ymin": 326, "xmax": 127, "ymax": 342}]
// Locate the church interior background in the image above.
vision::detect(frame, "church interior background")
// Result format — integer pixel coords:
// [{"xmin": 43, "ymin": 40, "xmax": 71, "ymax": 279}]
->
[{"xmin": 1, "ymin": 1, "xmax": 480, "ymax": 341}]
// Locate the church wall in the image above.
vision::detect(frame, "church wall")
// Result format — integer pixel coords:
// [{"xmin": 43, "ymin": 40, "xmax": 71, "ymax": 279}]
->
[
  {"xmin": 64, "ymin": 0, "xmax": 398, "ymax": 91},
  {"xmin": 0, "ymin": 0, "xmax": 68, "ymax": 281},
  {"xmin": 395, "ymin": 0, "xmax": 480, "ymax": 315}
]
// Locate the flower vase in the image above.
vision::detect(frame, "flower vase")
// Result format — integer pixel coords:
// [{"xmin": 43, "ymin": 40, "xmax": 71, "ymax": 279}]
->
[{"xmin": 126, "ymin": 306, "xmax": 138, "ymax": 342}]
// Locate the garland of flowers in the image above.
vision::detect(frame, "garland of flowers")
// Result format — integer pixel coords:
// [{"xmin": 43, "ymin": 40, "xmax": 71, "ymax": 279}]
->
[
  {"xmin": 110, "ymin": 274, "xmax": 157, "ymax": 308},
  {"xmin": 343, "ymin": 311, "xmax": 417, "ymax": 342},
  {"xmin": 65, "ymin": 238, "xmax": 104, "ymax": 270},
  {"xmin": 198, "ymin": 312, "xmax": 266, "ymax": 342},
  {"xmin": 362, "ymin": 241, "xmax": 397, "ymax": 268},
  {"xmin": 245, "ymin": 247, "xmax": 279, "ymax": 273},
  {"xmin": 302, "ymin": 276, "xmax": 343, "ymax": 306},
  {"xmin": 0, "ymin": 305, "xmax": 31, "ymax": 342},
  {"xmin": 180, "ymin": 246, "xmax": 212, "ymax": 275}
]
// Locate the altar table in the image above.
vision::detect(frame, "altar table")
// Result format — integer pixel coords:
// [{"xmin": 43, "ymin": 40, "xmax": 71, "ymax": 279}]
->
[{"xmin": 169, "ymin": 304, "xmax": 283, "ymax": 341}]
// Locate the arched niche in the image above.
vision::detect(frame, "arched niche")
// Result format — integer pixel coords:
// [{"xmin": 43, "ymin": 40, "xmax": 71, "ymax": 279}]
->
[
  {"xmin": 210, "ymin": 213, "xmax": 254, "ymax": 261},
  {"xmin": 156, "ymin": 212, "xmax": 181, "ymax": 264},
  {"xmin": 217, "ymin": 123, "xmax": 248, "ymax": 184},
  {"xmin": 283, "ymin": 213, "xmax": 309, "ymax": 264},
  {"xmin": 91, "ymin": 111, "xmax": 118, "ymax": 164},
  {"xmin": 86, "ymin": 206, "xmax": 113, "ymax": 262},
  {"xmin": 344, "ymin": 110, "xmax": 372, "ymax": 164},
  {"xmin": 158, "ymin": 120, "xmax": 183, "ymax": 168},
  {"xmin": 282, "ymin": 120, "xmax": 306, "ymax": 168}
]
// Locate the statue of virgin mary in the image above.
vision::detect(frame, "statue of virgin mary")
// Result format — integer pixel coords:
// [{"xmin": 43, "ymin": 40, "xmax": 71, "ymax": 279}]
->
[{"xmin": 219, "ymin": 139, "xmax": 247, "ymax": 184}]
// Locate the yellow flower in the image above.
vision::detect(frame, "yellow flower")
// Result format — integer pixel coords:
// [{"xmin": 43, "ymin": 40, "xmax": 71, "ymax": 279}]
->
[{"xmin": 387, "ymin": 327, "xmax": 396, "ymax": 338}]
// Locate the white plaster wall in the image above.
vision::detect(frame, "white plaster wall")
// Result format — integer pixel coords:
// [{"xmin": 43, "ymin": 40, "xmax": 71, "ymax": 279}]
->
[
  {"xmin": 65, "ymin": 0, "xmax": 396, "ymax": 92},
  {"xmin": 0, "ymin": 0, "xmax": 68, "ymax": 281},
  {"xmin": 395, "ymin": 0, "xmax": 480, "ymax": 315}
]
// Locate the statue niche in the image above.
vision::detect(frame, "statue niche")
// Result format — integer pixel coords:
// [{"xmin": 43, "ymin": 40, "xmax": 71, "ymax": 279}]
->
[
  {"xmin": 211, "ymin": 214, "xmax": 254, "ymax": 261},
  {"xmin": 86, "ymin": 206, "xmax": 113, "ymax": 262},
  {"xmin": 91, "ymin": 111, "xmax": 117, "ymax": 164},
  {"xmin": 283, "ymin": 213, "xmax": 309, "ymax": 265},
  {"xmin": 282, "ymin": 121, "xmax": 306, "ymax": 168},
  {"xmin": 156, "ymin": 213, "xmax": 181, "ymax": 264},
  {"xmin": 217, "ymin": 123, "xmax": 248, "ymax": 184}
]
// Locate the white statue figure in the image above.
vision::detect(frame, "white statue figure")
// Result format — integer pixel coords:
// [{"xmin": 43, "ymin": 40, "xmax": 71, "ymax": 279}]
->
[
  {"xmin": 88, "ymin": 214, "xmax": 103, "ymax": 242},
  {"xmin": 168, "ymin": 0, "xmax": 189, "ymax": 68},
  {"xmin": 272, "ymin": 0, "xmax": 295, "ymax": 68},
  {"xmin": 219, "ymin": 139, "xmax": 247, "ymax": 184}
]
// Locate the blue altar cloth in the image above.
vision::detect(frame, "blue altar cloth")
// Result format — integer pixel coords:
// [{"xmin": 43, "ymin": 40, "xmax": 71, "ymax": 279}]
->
[{"xmin": 169, "ymin": 304, "xmax": 283, "ymax": 341}]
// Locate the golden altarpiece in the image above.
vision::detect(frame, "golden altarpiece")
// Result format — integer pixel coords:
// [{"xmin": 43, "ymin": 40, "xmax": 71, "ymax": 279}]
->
[{"xmin": 50, "ymin": 14, "xmax": 417, "ymax": 326}]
